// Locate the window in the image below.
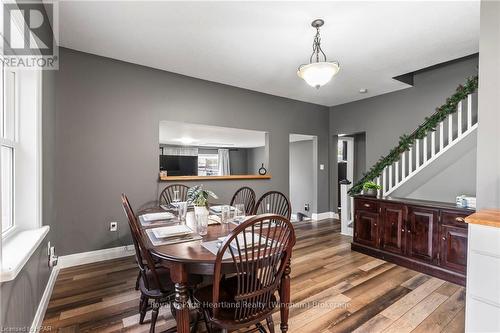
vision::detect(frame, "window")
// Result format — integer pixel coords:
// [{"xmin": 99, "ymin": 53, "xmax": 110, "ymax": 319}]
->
[
  {"xmin": 0, "ymin": 65, "xmax": 42, "ymax": 238},
  {"xmin": 1, "ymin": 67, "xmax": 17, "ymax": 235},
  {"xmin": 198, "ymin": 154, "xmax": 219, "ymax": 176}
]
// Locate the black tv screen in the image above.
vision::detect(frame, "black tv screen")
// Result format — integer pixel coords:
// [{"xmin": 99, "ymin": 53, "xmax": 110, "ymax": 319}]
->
[{"xmin": 160, "ymin": 155, "xmax": 198, "ymax": 176}]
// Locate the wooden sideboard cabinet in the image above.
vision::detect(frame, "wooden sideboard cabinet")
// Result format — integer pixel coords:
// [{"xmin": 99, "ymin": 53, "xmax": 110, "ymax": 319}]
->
[{"xmin": 352, "ymin": 196, "xmax": 474, "ymax": 285}]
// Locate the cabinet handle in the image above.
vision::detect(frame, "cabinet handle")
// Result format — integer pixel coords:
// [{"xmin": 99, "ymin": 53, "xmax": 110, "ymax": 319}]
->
[
  {"xmin": 374, "ymin": 223, "xmax": 377, "ymax": 226},
  {"xmin": 455, "ymin": 217, "xmax": 466, "ymax": 223},
  {"xmin": 401, "ymin": 228, "xmax": 405, "ymax": 232},
  {"xmin": 364, "ymin": 203, "xmax": 370, "ymax": 208},
  {"xmin": 442, "ymin": 236, "xmax": 446, "ymax": 241}
]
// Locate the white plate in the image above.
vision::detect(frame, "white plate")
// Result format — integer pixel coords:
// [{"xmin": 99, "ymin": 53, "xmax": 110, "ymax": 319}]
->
[
  {"xmin": 142, "ymin": 212, "xmax": 175, "ymax": 222},
  {"xmin": 210, "ymin": 205, "xmax": 236, "ymax": 213},
  {"xmin": 152, "ymin": 225, "xmax": 193, "ymax": 239}
]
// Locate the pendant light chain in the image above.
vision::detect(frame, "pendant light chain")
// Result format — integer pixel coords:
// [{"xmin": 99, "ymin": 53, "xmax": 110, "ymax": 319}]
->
[{"xmin": 309, "ymin": 26, "xmax": 327, "ymax": 64}]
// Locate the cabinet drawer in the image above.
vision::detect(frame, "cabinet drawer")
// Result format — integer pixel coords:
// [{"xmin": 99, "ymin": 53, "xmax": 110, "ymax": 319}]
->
[
  {"xmin": 355, "ymin": 199, "xmax": 379, "ymax": 213},
  {"xmin": 441, "ymin": 210, "xmax": 471, "ymax": 228}
]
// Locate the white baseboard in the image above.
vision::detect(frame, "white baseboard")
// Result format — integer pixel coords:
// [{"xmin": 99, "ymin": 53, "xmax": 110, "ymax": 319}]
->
[
  {"xmin": 30, "ymin": 267, "xmax": 59, "ymax": 332},
  {"xmin": 312, "ymin": 212, "xmax": 339, "ymax": 220},
  {"xmin": 58, "ymin": 244, "xmax": 135, "ymax": 269},
  {"xmin": 30, "ymin": 244, "xmax": 135, "ymax": 331}
]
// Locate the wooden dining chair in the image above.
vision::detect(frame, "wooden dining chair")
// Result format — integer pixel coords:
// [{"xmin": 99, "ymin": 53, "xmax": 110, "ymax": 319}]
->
[
  {"xmin": 193, "ymin": 214, "xmax": 296, "ymax": 333},
  {"xmin": 121, "ymin": 194, "xmax": 201, "ymax": 333},
  {"xmin": 230, "ymin": 186, "xmax": 256, "ymax": 215},
  {"xmin": 254, "ymin": 191, "xmax": 292, "ymax": 220},
  {"xmin": 122, "ymin": 194, "xmax": 176, "ymax": 332},
  {"xmin": 159, "ymin": 184, "xmax": 189, "ymax": 205}
]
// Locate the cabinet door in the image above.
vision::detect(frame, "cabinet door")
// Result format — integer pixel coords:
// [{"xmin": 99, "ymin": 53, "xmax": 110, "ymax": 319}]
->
[
  {"xmin": 440, "ymin": 224, "xmax": 468, "ymax": 274},
  {"xmin": 380, "ymin": 203, "xmax": 406, "ymax": 255},
  {"xmin": 407, "ymin": 207, "xmax": 439, "ymax": 263},
  {"xmin": 354, "ymin": 210, "xmax": 379, "ymax": 248}
]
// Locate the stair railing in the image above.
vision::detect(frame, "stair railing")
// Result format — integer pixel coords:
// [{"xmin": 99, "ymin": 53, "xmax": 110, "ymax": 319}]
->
[{"xmin": 349, "ymin": 76, "xmax": 479, "ymax": 196}]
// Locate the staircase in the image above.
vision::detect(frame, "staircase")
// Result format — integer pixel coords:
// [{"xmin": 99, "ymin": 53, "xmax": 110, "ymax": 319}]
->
[{"xmin": 349, "ymin": 76, "xmax": 479, "ymax": 198}]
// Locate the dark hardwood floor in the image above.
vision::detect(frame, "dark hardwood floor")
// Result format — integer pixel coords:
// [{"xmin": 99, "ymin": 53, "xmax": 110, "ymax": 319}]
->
[{"xmin": 42, "ymin": 219, "xmax": 465, "ymax": 332}]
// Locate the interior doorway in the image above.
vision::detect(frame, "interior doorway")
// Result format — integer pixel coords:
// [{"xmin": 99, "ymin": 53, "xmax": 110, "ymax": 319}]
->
[
  {"xmin": 337, "ymin": 132, "xmax": 366, "ymax": 235},
  {"xmin": 289, "ymin": 134, "xmax": 318, "ymax": 222}
]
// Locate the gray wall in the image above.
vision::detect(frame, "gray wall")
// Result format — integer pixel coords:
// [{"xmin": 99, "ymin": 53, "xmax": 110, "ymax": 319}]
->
[
  {"xmin": 229, "ymin": 149, "xmax": 248, "ymax": 175},
  {"xmin": 352, "ymin": 133, "xmax": 366, "ymax": 183},
  {"xmin": 1, "ymin": 238, "xmax": 50, "ymax": 329},
  {"xmin": 289, "ymin": 140, "xmax": 315, "ymax": 217},
  {"xmin": 330, "ymin": 56, "xmax": 479, "ymax": 210},
  {"xmin": 54, "ymin": 47, "xmax": 329, "ymax": 255},
  {"xmin": 246, "ymin": 146, "xmax": 266, "ymax": 175},
  {"xmin": 476, "ymin": 0, "xmax": 500, "ymax": 210},
  {"xmin": 405, "ymin": 147, "xmax": 477, "ymax": 202}
]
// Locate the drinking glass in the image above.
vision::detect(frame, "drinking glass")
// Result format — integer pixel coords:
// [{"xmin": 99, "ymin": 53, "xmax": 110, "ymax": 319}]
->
[
  {"xmin": 221, "ymin": 205, "xmax": 231, "ymax": 224},
  {"xmin": 177, "ymin": 201, "xmax": 188, "ymax": 222},
  {"xmin": 235, "ymin": 203, "xmax": 245, "ymax": 218},
  {"xmin": 173, "ymin": 190, "xmax": 180, "ymax": 204},
  {"xmin": 196, "ymin": 213, "xmax": 208, "ymax": 236}
]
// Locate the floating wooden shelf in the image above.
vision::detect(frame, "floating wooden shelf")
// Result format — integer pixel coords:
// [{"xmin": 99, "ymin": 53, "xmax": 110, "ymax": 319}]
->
[{"xmin": 159, "ymin": 174, "xmax": 271, "ymax": 181}]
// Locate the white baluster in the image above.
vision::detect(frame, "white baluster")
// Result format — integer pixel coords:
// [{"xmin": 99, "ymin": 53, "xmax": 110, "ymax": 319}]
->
[
  {"xmin": 383, "ymin": 168, "xmax": 388, "ymax": 195},
  {"xmin": 458, "ymin": 101, "xmax": 463, "ymax": 136},
  {"xmin": 423, "ymin": 136, "xmax": 428, "ymax": 163},
  {"xmin": 448, "ymin": 115, "xmax": 453, "ymax": 144},
  {"xmin": 416, "ymin": 139, "xmax": 420, "ymax": 168},
  {"xmin": 467, "ymin": 94, "xmax": 472, "ymax": 130},
  {"xmin": 395, "ymin": 161, "xmax": 399, "ymax": 185},
  {"xmin": 431, "ymin": 131, "xmax": 436, "ymax": 157},
  {"xmin": 388, "ymin": 164, "xmax": 393, "ymax": 190},
  {"xmin": 402, "ymin": 151, "xmax": 406, "ymax": 179},
  {"xmin": 439, "ymin": 121, "xmax": 444, "ymax": 151},
  {"xmin": 376, "ymin": 176, "xmax": 381, "ymax": 196},
  {"xmin": 409, "ymin": 146, "xmax": 413, "ymax": 174}
]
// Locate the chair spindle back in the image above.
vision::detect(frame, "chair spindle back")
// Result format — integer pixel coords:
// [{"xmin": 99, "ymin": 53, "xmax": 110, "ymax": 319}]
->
[
  {"xmin": 212, "ymin": 214, "xmax": 295, "ymax": 323},
  {"xmin": 254, "ymin": 191, "xmax": 292, "ymax": 220},
  {"xmin": 230, "ymin": 187, "xmax": 256, "ymax": 215}
]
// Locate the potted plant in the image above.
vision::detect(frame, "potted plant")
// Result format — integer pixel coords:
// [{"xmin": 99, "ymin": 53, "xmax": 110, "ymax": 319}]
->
[
  {"xmin": 362, "ymin": 181, "xmax": 381, "ymax": 197},
  {"xmin": 187, "ymin": 185, "xmax": 218, "ymax": 215}
]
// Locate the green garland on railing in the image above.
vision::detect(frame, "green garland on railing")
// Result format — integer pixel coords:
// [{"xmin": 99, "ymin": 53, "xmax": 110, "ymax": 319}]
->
[{"xmin": 348, "ymin": 75, "xmax": 478, "ymax": 196}]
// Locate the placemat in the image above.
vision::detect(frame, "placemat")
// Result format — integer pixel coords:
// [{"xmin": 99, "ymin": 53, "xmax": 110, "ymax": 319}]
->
[
  {"xmin": 201, "ymin": 240, "xmax": 232, "ymax": 260},
  {"xmin": 146, "ymin": 228, "xmax": 202, "ymax": 246}
]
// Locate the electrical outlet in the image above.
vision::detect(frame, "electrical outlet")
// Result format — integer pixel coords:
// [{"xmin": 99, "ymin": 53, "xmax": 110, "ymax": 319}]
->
[
  {"xmin": 304, "ymin": 204, "xmax": 310, "ymax": 212},
  {"xmin": 319, "ymin": 164, "xmax": 325, "ymax": 170},
  {"xmin": 109, "ymin": 222, "xmax": 118, "ymax": 232}
]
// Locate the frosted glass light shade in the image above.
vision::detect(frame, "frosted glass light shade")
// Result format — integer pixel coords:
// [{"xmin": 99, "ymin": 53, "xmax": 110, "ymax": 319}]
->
[{"xmin": 297, "ymin": 62, "xmax": 340, "ymax": 89}]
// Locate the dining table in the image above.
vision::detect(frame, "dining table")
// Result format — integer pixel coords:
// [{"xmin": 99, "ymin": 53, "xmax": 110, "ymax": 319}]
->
[{"xmin": 137, "ymin": 206, "xmax": 292, "ymax": 333}]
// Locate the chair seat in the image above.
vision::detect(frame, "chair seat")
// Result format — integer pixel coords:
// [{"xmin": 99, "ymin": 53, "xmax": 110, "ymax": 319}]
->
[{"xmin": 193, "ymin": 275, "xmax": 277, "ymax": 325}]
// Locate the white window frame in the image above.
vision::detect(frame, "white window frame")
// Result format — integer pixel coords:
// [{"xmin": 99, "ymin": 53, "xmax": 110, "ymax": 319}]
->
[
  {"xmin": 0, "ymin": 1, "xmax": 47, "ymax": 282},
  {"xmin": 1, "ymin": 66, "xmax": 20, "ymax": 239}
]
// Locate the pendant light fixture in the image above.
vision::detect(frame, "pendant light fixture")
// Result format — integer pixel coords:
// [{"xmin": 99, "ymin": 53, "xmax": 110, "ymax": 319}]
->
[{"xmin": 297, "ymin": 19, "xmax": 340, "ymax": 89}]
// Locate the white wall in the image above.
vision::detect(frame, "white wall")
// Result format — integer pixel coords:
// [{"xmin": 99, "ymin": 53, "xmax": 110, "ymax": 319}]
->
[
  {"xmin": 476, "ymin": 0, "xmax": 500, "ymax": 210},
  {"xmin": 466, "ymin": 1, "xmax": 500, "ymax": 331}
]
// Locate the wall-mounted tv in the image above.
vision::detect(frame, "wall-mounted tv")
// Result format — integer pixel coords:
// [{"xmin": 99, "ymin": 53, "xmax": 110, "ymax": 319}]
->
[{"xmin": 160, "ymin": 155, "xmax": 198, "ymax": 176}]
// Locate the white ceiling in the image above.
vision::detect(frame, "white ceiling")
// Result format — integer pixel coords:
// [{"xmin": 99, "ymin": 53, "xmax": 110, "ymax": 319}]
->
[
  {"xmin": 159, "ymin": 121, "xmax": 266, "ymax": 148},
  {"xmin": 58, "ymin": 1, "xmax": 480, "ymax": 106}
]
